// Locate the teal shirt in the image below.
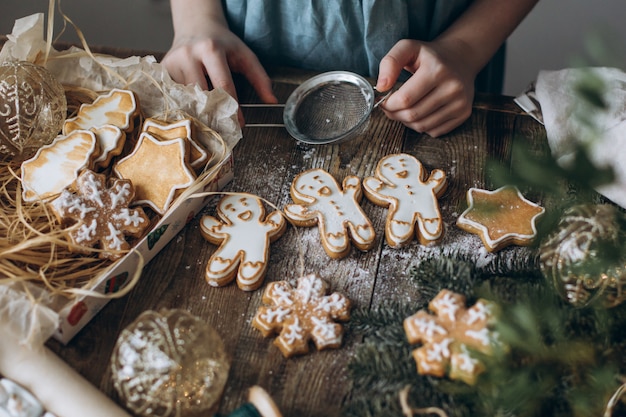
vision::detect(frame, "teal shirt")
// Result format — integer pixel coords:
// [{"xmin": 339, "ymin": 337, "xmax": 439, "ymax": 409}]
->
[{"xmin": 223, "ymin": 0, "xmax": 505, "ymax": 93}]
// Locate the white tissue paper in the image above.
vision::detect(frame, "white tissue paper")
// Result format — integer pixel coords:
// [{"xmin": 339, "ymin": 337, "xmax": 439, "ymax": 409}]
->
[{"xmin": 534, "ymin": 67, "xmax": 626, "ymax": 209}]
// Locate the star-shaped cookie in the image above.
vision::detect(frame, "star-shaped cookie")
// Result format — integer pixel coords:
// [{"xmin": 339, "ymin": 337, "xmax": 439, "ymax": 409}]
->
[
  {"xmin": 113, "ymin": 132, "xmax": 196, "ymax": 215},
  {"xmin": 456, "ymin": 186, "xmax": 545, "ymax": 252}
]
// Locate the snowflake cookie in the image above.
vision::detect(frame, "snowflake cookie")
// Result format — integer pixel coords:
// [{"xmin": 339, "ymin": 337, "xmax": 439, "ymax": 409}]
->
[
  {"xmin": 252, "ymin": 274, "xmax": 351, "ymax": 358},
  {"xmin": 49, "ymin": 169, "xmax": 150, "ymax": 260},
  {"xmin": 403, "ymin": 289, "xmax": 500, "ymax": 385}
]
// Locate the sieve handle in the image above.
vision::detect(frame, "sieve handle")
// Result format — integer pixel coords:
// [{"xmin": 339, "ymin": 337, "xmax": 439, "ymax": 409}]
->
[
  {"xmin": 373, "ymin": 88, "xmax": 393, "ymax": 109},
  {"xmin": 239, "ymin": 103, "xmax": 286, "ymax": 127}
]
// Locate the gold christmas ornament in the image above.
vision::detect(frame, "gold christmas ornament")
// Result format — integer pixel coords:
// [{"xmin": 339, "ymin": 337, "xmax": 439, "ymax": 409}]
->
[
  {"xmin": 539, "ymin": 204, "xmax": 626, "ymax": 308},
  {"xmin": 0, "ymin": 60, "xmax": 67, "ymax": 161},
  {"xmin": 110, "ymin": 309, "xmax": 230, "ymax": 417}
]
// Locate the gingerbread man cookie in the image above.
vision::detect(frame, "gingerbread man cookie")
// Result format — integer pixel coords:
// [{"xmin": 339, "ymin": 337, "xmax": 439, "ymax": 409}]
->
[
  {"xmin": 49, "ymin": 169, "xmax": 150, "ymax": 260},
  {"xmin": 252, "ymin": 274, "xmax": 351, "ymax": 357},
  {"xmin": 403, "ymin": 289, "xmax": 500, "ymax": 385},
  {"xmin": 283, "ymin": 168, "xmax": 375, "ymax": 259},
  {"xmin": 363, "ymin": 153, "xmax": 447, "ymax": 247},
  {"xmin": 200, "ymin": 194, "xmax": 287, "ymax": 291},
  {"xmin": 456, "ymin": 186, "xmax": 545, "ymax": 252}
]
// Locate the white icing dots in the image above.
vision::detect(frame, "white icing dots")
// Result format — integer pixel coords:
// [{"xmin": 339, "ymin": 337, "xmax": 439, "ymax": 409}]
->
[
  {"xmin": 252, "ymin": 274, "xmax": 351, "ymax": 357},
  {"xmin": 49, "ymin": 170, "xmax": 149, "ymax": 260},
  {"xmin": 284, "ymin": 168, "xmax": 375, "ymax": 258},
  {"xmin": 363, "ymin": 153, "xmax": 447, "ymax": 246},
  {"xmin": 200, "ymin": 194, "xmax": 286, "ymax": 291},
  {"xmin": 403, "ymin": 289, "xmax": 500, "ymax": 385}
]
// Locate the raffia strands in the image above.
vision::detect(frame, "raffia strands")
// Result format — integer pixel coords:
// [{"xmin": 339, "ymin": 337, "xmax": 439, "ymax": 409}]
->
[
  {"xmin": 0, "ymin": 158, "xmax": 110, "ymax": 296},
  {"xmin": 0, "ymin": 77, "xmax": 227, "ymax": 299}
]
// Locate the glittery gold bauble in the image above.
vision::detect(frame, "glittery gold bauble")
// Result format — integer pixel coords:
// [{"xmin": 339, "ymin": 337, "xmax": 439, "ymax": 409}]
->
[
  {"xmin": 110, "ymin": 309, "xmax": 230, "ymax": 417},
  {"xmin": 539, "ymin": 204, "xmax": 626, "ymax": 308},
  {"xmin": 0, "ymin": 61, "xmax": 67, "ymax": 161}
]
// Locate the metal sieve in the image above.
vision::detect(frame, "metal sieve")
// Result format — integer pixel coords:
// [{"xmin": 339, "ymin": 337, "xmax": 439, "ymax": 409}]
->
[{"xmin": 244, "ymin": 71, "xmax": 391, "ymax": 144}]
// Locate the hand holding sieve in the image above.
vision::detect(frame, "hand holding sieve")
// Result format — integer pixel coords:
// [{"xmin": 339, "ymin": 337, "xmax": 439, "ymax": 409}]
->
[{"xmin": 242, "ymin": 71, "xmax": 392, "ymax": 145}]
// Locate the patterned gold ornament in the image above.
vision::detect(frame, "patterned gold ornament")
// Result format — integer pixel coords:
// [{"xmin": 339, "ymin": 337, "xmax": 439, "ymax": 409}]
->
[
  {"xmin": 0, "ymin": 61, "xmax": 67, "ymax": 161},
  {"xmin": 539, "ymin": 204, "xmax": 626, "ymax": 308},
  {"xmin": 110, "ymin": 309, "xmax": 230, "ymax": 417}
]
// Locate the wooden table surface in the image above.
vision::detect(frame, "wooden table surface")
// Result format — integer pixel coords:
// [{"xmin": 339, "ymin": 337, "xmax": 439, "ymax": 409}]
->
[{"xmin": 30, "ymin": 43, "xmax": 547, "ymax": 416}]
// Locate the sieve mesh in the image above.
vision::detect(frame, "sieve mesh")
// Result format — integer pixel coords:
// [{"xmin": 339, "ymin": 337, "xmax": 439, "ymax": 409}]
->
[
  {"xmin": 283, "ymin": 71, "xmax": 375, "ymax": 144},
  {"xmin": 292, "ymin": 81, "xmax": 371, "ymax": 142}
]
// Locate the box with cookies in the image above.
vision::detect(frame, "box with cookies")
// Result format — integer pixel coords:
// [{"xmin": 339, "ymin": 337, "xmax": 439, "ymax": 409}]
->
[{"xmin": 0, "ymin": 14, "xmax": 240, "ymax": 343}]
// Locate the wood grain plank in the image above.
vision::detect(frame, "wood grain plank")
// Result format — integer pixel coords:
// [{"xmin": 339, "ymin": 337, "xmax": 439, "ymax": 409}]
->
[{"xmin": 23, "ymin": 43, "xmax": 549, "ymax": 416}]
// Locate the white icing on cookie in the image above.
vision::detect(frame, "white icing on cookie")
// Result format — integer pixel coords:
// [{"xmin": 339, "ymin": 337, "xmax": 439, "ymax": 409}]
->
[
  {"xmin": 284, "ymin": 168, "xmax": 375, "ymax": 258},
  {"xmin": 113, "ymin": 132, "xmax": 197, "ymax": 215},
  {"xmin": 456, "ymin": 186, "xmax": 545, "ymax": 252},
  {"xmin": 91, "ymin": 125, "xmax": 125, "ymax": 169},
  {"xmin": 63, "ymin": 88, "xmax": 138, "ymax": 134},
  {"xmin": 200, "ymin": 194, "xmax": 286, "ymax": 291},
  {"xmin": 142, "ymin": 118, "xmax": 208, "ymax": 170},
  {"xmin": 21, "ymin": 130, "xmax": 98, "ymax": 202},
  {"xmin": 404, "ymin": 289, "xmax": 500, "ymax": 385},
  {"xmin": 363, "ymin": 153, "xmax": 447, "ymax": 246},
  {"xmin": 49, "ymin": 170, "xmax": 149, "ymax": 260},
  {"xmin": 252, "ymin": 274, "xmax": 351, "ymax": 357}
]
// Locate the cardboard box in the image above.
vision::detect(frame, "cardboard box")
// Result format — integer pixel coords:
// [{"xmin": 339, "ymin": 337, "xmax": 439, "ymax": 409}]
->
[{"xmin": 52, "ymin": 154, "xmax": 234, "ymax": 344}]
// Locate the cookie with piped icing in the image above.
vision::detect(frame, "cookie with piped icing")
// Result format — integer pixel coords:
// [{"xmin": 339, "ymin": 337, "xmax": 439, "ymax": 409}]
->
[
  {"xmin": 283, "ymin": 168, "xmax": 375, "ymax": 259},
  {"xmin": 456, "ymin": 186, "xmax": 545, "ymax": 252},
  {"xmin": 21, "ymin": 130, "xmax": 98, "ymax": 202},
  {"xmin": 200, "ymin": 193, "xmax": 286, "ymax": 291},
  {"xmin": 113, "ymin": 132, "xmax": 196, "ymax": 215},
  {"xmin": 63, "ymin": 88, "xmax": 139, "ymax": 135},
  {"xmin": 90, "ymin": 125, "xmax": 125, "ymax": 170},
  {"xmin": 252, "ymin": 274, "xmax": 351, "ymax": 357},
  {"xmin": 404, "ymin": 289, "xmax": 500, "ymax": 385},
  {"xmin": 142, "ymin": 117, "xmax": 209, "ymax": 171},
  {"xmin": 49, "ymin": 169, "xmax": 150, "ymax": 260},
  {"xmin": 363, "ymin": 153, "xmax": 447, "ymax": 247}
]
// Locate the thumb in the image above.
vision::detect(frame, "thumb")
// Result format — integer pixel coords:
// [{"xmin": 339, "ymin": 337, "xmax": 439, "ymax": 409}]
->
[{"xmin": 376, "ymin": 39, "xmax": 420, "ymax": 91}]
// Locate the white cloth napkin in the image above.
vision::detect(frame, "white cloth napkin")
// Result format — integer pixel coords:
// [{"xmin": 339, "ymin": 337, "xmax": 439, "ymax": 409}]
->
[{"xmin": 534, "ymin": 67, "xmax": 626, "ymax": 209}]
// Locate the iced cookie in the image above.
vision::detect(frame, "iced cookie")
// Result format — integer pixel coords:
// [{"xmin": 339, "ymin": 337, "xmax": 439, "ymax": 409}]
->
[
  {"xmin": 252, "ymin": 274, "xmax": 351, "ymax": 357},
  {"xmin": 49, "ymin": 169, "xmax": 150, "ymax": 260},
  {"xmin": 91, "ymin": 125, "xmax": 125, "ymax": 170},
  {"xmin": 283, "ymin": 168, "xmax": 375, "ymax": 259},
  {"xmin": 456, "ymin": 186, "xmax": 545, "ymax": 252},
  {"xmin": 200, "ymin": 194, "xmax": 287, "ymax": 291},
  {"xmin": 363, "ymin": 153, "xmax": 447, "ymax": 247},
  {"xmin": 21, "ymin": 130, "xmax": 98, "ymax": 202},
  {"xmin": 142, "ymin": 117, "xmax": 209, "ymax": 170},
  {"xmin": 403, "ymin": 289, "xmax": 500, "ymax": 385},
  {"xmin": 63, "ymin": 88, "xmax": 139, "ymax": 134},
  {"xmin": 113, "ymin": 132, "xmax": 196, "ymax": 215}
]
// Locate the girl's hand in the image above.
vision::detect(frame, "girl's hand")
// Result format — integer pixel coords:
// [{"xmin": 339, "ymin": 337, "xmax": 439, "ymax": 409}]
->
[{"xmin": 376, "ymin": 39, "xmax": 475, "ymax": 137}]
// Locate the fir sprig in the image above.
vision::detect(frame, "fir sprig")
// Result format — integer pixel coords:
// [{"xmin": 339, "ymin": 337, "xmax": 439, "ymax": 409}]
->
[{"xmin": 344, "ymin": 256, "xmax": 626, "ymax": 417}]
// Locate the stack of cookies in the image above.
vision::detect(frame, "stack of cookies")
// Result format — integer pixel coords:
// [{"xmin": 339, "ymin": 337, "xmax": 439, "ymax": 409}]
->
[{"xmin": 20, "ymin": 88, "xmax": 211, "ymax": 260}]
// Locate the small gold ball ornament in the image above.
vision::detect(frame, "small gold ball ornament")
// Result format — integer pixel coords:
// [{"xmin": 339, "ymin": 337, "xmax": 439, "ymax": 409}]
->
[
  {"xmin": 110, "ymin": 309, "xmax": 230, "ymax": 417},
  {"xmin": 539, "ymin": 204, "xmax": 626, "ymax": 308},
  {"xmin": 0, "ymin": 61, "xmax": 67, "ymax": 161}
]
